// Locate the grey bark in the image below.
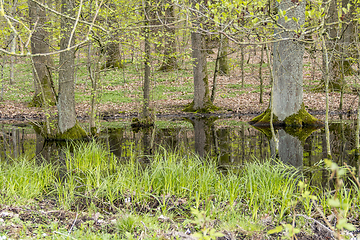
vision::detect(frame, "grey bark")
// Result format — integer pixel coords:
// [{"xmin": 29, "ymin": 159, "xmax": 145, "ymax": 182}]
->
[
  {"xmin": 143, "ymin": 0, "xmax": 151, "ymax": 119},
  {"xmin": 218, "ymin": 35, "xmax": 229, "ymax": 75},
  {"xmin": 58, "ymin": 0, "xmax": 76, "ymax": 133},
  {"xmin": 159, "ymin": 2, "xmax": 178, "ymax": 71},
  {"xmin": 276, "ymin": 129, "xmax": 303, "ymax": 167},
  {"xmin": 29, "ymin": 0, "xmax": 56, "ymax": 106},
  {"xmin": 104, "ymin": 41, "xmax": 123, "ymax": 69},
  {"xmin": 9, "ymin": 0, "xmax": 17, "ymax": 85},
  {"xmin": 191, "ymin": 32, "xmax": 211, "ymax": 110},
  {"xmin": 192, "ymin": 118, "xmax": 212, "ymax": 158},
  {"xmin": 272, "ymin": 0, "xmax": 305, "ymax": 121}
]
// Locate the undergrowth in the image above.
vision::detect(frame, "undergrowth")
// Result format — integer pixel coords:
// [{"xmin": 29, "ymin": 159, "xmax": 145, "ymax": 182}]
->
[{"xmin": 0, "ymin": 141, "xmax": 359, "ymax": 239}]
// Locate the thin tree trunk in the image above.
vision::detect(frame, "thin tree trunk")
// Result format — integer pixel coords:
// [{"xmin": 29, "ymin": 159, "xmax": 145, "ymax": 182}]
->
[
  {"xmin": 211, "ymin": 41, "xmax": 221, "ymax": 103},
  {"xmin": 259, "ymin": 43, "xmax": 264, "ymax": 104},
  {"xmin": 241, "ymin": 43, "xmax": 245, "ymax": 87},
  {"xmin": 0, "ymin": 55, "xmax": 5, "ymax": 101},
  {"xmin": 9, "ymin": 34, "xmax": 15, "ymax": 85},
  {"xmin": 218, "ymin": 35, "xmax": 229, "ymax": 75},
  {"xmin": 143, "ymin": 0, "xmax": 151, "ymax": 120},
  {"xmin": 9, "ymin": 0, "xmax": 17, "ymax": 85},
  {"xmin": 321, "ymin": 35, "xmax": 332, "ymax": 159}
]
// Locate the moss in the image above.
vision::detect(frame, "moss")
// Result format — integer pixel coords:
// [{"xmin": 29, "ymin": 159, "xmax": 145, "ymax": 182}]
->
[
  {"xmin": 90, "ymin": 127, "xmax": 98, "ymax": 137},
  {"xmin": 28, "ymin": 76, "xmax": 57, "ymax": 107},
  {"xmin": 183, "ymin": 100, "xmax": 220, "ymax": 113},
  {"xmin": 249, "ymin": 108, "xmax": 279, "ymax": 126},
  {"xmin": 284, "ymin": 104, "xmax": 323, "ymax": 127},
  {"xmin": 283, "ymin": 125, "xmax": 321, "ymax": 142},
  {"xmin": 56, "ymin": 123, "xmax": 87, "ymax": 140},
  {"xmin": 103, "ymin": 59, "xmax": 124, "ymax": 70},
  {"xmin": 250, "ymin": 103, "xmax": 323, "ymax": 127},
  {"xmin": 32, "ymin": 121, "xmax": 86, "ymax": 140},
  {"xmin": 131, "ymin": 117, "xmax": 154, "ymax": 132}
]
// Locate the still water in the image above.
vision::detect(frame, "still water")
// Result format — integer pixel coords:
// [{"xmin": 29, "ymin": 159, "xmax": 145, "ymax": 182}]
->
[{"xmin": 0, "ymin": 116, "xmax": 358, "ymax": 186}]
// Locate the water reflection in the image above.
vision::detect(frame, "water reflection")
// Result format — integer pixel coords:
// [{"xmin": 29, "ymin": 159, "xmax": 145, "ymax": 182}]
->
[
  {"xmin": 272, "ymin": 129, "xmax": 303, "ymax": 167},
  {"xmin": 0, "ymin": 118, "xmax": 358, "ymax": 175}
]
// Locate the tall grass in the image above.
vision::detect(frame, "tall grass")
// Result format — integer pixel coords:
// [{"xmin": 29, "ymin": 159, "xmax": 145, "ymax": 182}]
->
[{"xmin": 1, "ymin": 141, "xmax": 359, "ymax": 224}]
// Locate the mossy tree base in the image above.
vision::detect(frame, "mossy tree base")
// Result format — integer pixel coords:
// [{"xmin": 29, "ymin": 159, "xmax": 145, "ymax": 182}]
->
[
  {"xmin": 56, "ymin": 123, "xmax": 87, "ymax": 140},
  {"xmin": 131, "ymin": 117, "xmax": 155, "ymax": 132},
  {"xmin": 103, "ymin": 59, "xmax": 124, "ymax": 70},
  {"xmin": 158, "ymin": 63, "xmax": 179, "ymax": 72},
  {"xmin": 33, "ymin": 122, "xmax": 87, "ymax": 140},
  {"xmin": 249, "ymin": 104, "xmax": 323, "ymax": 127},
  {"xmin": 183, "ymin": 101, "xmax": 220, "ymax": 113},
  {"xmin": 28, "ymin": 95, "xmax": 56, "ymax": 107}
]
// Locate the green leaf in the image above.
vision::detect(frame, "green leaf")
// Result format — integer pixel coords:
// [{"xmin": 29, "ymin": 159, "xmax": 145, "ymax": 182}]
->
[
  {"xmin": 328, "ymin": 198, "xmax": 341, "ymax": 208},
  {"xmin": 267, "ymin": 225, "xmax": 283, "ymax": 234},
  {"xmin": 336, "ymin": 218, "xmax": 356, "ymax": 231},
  {"xmin": 338, "ymin": 168, "xmax": 346, "ymax": 177}
]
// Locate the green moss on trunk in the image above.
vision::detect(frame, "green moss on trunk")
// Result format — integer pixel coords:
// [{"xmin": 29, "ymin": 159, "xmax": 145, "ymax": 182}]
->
[
  {"xmin": 249, "ymin": 103, "xmax": 323, "ymax": 127},
  {"xmin": 183, "ymin": 100, "xmax": 219, "ymax": 113},
  {"xmin": 33, "ymin": 122, "xmax": 87, "ymax": 140},
  {"xmin": 56, "ymin": 123, "xmax": 87, "ymax": 140}
]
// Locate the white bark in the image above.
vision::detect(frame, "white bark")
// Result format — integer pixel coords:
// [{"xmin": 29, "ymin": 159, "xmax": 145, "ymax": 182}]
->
[{"xmin": 272, "ymin": 0, "xmax": 305, "ymax": 121}]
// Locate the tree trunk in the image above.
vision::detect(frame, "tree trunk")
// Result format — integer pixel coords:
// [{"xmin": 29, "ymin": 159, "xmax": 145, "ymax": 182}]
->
[
  {"xmin": 250, "ymin": 0, "xmax": 321, "ymax": 127},
  {"xmin": 218, "ymin": 35, "xmax": 229, "ymax": 75},
  {"xmin": 184, "ymin": 32, "xmax": 216, "ymax": 112},
  {"xmin": 104, "ymin": 41, "xmax": 123, "ymax": 69},
  {"xmin": 28, "ymin": 0, "xmax": 57, "ymax": 107},
  {"xmin": 8, "ymin": 0, "xmax": 18, "ymax": 85},
  {"xmin": 142, "ymin": 0, "xmax": 152, "ymax": 122},
  {"xmin": 158, "ymin": 2, "xmax": 178, "ymax": 71},
  {"xmin": 270, "ymin": 129, "xmax": 303, "ymax": 167},
  {"xmin": 57, "ymin": 0, "xmax": 86, "ymax": 139}
]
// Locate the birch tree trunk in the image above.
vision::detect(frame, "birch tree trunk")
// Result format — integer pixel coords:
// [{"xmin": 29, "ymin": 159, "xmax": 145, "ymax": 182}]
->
[{"xmin": 29, "ymin": 0, "xmax": 57, "ymax": 107}]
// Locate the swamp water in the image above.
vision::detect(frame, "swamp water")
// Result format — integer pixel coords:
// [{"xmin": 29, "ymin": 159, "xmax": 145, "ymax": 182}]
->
[{"xmin": 0, "ymin": 116, "xmax": 358, "ymax": 187}]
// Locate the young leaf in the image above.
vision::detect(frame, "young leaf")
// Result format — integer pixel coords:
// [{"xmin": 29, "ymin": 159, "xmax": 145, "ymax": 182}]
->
[{"xmin": 267, "ymin": 225, "xmax": 283, "ymax": 234}]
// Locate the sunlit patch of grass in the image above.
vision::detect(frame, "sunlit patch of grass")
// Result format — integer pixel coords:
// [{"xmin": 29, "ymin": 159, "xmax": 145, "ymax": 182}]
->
[
  {"xmin": 227, "ymin": 83, "xmax": 253, "ymax": 89},
  {"xmin": 2, "ymin": 142, "xmax": 360, "ymax": 238},
  {"xmin": 0, "ymin": 157, "xmax": 57, "ymax": 204}
]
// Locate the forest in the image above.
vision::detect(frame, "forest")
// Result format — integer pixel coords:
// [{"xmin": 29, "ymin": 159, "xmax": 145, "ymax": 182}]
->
[{"xmin": 1, "ymin": 0, "xmax": 360, "ymax": 239}]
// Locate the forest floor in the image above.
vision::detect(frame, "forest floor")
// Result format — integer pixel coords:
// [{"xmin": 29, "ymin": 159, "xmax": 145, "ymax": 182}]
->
[
  {"xmin": 1, "ymin": 49, "xmax": 359, "ymax": 123},
  {"xmin": 1, "ymin": 51, "xmax": 360, "ymax": 239}
]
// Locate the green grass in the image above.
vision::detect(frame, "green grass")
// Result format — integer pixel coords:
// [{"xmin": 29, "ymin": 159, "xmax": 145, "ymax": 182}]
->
[{"xmin": 1, "ymin": 141, "xmax": 359, "ymax": 238}]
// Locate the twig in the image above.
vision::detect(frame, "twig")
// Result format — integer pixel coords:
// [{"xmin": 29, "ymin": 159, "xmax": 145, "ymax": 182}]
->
[
  {"xmin": 344, "ymin": 163, "xmax": 360, "ymax": 188},
  {"xmin": 295, "ymin": 214, "xmax": 335, "ymax": 239},
  {"xmin": 141, "ymin": 221, "xmax": 148, "ymax": 236},
  {"xmin": 54, "ymin": 231, "xmax": 77, "ymax": 240},
  {"xmin": 68, "ymin": 213, "xmax": 78, "ymax": 234}
]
